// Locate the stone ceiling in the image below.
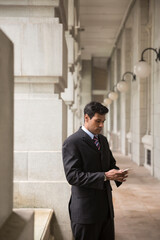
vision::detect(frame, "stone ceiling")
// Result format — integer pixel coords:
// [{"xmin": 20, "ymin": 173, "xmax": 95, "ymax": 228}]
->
[{"xmin": 79, "ymin": 0, "xmax": 133, "ymax": 60}]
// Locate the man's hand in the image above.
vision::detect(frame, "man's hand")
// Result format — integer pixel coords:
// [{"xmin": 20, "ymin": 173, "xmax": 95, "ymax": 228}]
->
[{"xmin": 105, "ymin": 169, "xmax": 128, "ymax": 182}]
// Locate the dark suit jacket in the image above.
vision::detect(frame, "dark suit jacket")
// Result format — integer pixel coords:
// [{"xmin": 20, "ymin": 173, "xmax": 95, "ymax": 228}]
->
[{"xmin": 62, "ymin": 127, "xmax": 121, "ymax": 224}]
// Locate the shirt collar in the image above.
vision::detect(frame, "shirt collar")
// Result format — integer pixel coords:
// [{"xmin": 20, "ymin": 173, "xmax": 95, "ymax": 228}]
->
[{"xmin": 81, "ymin": 125, "xmax": 95, "ymax": 139}]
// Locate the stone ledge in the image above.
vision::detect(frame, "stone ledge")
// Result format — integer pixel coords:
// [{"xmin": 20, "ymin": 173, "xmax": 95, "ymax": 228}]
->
[
  {"xmin": 0, "ymin": 209, "xmax": 34, "ymax": 240},
  {"xmin": 0, "ymin": 208, "xmax": 54, "ymax": 240},
  {"xmin": 34, "ymin": 208, "xmax": 54, "ymax": 240}
]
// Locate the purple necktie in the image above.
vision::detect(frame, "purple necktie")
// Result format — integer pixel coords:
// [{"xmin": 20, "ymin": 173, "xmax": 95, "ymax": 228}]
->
[{"xmin": 93, "ymin": 135, "xmax": 100, "ymax": 150}]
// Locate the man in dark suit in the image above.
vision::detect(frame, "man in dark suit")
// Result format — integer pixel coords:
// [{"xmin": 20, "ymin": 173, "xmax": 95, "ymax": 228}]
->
[{"xmin": 62, "ymin": 101, "xmax": 128, "ymax": 240}]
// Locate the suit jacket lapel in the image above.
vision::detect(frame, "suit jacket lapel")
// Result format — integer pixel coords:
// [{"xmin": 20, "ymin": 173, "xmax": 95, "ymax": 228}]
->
[
  {"xmin": 78, "ymin": 128, "xmax": 99, "ymax": 152},
  {"xmin": 78, "ymin": 128, "xmax": 110, "ymax": 171}
]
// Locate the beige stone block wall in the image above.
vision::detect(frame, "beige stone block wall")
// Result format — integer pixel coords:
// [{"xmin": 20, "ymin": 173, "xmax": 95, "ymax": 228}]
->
[
  {"xmin": 0, "ymin": 17, "xmax": 67, "ymax": 87},
  {"xmin": 14, "ymin": 91, "xmax": 70, "ymax": 238},
  {"xmin": 14, "ymin": 94, "xmax": 67, "ymax": 151}
]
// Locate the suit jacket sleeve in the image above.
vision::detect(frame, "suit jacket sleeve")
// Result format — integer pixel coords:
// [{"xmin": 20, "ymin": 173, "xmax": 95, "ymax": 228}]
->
[
  {"xmin": 107, "ymin": 142, "xmax": 122, "ymax": 187},
  {"xmin": 62, "ymin": 140, "xmax": 105, "ymax": 190}
]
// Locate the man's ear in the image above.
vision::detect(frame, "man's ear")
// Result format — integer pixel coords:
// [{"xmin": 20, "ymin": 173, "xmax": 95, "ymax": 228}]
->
[{"xmin": 84, "ymin": 114, "xmax": 90, "ymax": 122}]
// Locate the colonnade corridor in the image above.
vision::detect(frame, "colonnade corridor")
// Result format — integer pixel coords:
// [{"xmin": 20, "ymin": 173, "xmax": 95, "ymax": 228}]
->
[{"xmin": 112, "ymin": 153, "xmax": 160, "ymax": 240}]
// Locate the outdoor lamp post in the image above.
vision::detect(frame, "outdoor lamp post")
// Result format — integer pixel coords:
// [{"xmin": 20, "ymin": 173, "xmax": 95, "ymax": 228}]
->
[
  {"xmin": 103, "ymin": 97, "xmax": 112, "ymax": 106},
  {"xmin": 108, "ymin": 91, "xmax": 118, "ymax": 100},
  {"xmin": 134, "ymin": 48, "xmax": 160, "ymax": 78},
  {"xmin": 117, "ymin": 71, "xmax": 136, "ymax": 92},
  {"xmin": 108, "ymin": 84, "xmax": 119, "ymax": 100}
]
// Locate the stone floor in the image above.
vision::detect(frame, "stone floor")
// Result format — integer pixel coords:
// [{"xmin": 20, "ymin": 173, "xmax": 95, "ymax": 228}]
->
[{"xmin": 112, "ymin": 153, "xmax": 160, "ymax": 240}]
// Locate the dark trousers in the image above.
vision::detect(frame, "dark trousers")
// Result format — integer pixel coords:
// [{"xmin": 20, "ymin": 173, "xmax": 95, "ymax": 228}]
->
[{"xmin": 71, "ymin": 218, "xmax": 115, "ymax": 240}]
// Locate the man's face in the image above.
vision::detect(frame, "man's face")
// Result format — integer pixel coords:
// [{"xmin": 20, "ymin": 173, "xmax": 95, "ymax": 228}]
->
[{"xmin": 84, "ymin": 113, "xmax": 106, "ymax": 135}]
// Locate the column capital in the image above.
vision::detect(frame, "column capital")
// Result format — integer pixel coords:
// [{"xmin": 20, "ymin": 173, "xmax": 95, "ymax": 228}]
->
[
  {"xmin": 0, "ymin": 18, "xmax": 68, "ymax": 93},
  {"xmin": 61, "ymin": 72, "xmax": 74, "ymax": 105},
  {"xmin": 0, "ymin": 0, "xmax": 68, "ymax": 30}
]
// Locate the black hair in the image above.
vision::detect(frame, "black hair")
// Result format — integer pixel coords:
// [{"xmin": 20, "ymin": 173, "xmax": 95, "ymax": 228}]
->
[{"xmin": 84, "ymin": 101, "xmax": 109, "ymax": 119}]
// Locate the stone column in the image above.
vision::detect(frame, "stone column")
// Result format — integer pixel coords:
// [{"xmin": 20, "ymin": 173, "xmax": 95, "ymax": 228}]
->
[
  {"xmin": 0, "ymin": 2, "xmax": 73, "ymax": 239},
  {"xmin": 105, "ymin": 60, "xmax": 112, "ymax": 143},
  {"xmin": 72, "ymin": 62, "xmax": 82, "ymax": 130},
  {"xmin": 141, "ymin": 2, "xmax": 152, "ymax": 172},
  {"xmin": 80, "ymin": 60, "xmax": 92, "ymax": 123},
  {"xmin": 152, "ymin": 0, "xmax": 160, "ymax": 179},
  {"xmin": 72, "ymin": 79, "xmax": 81, "ymax": 131},
  {"xmin": 0, "ymin": 28, "xmax": 14, "ymax": 229},
  {"xmin": 0, "ymin": 29, "xmax": 34, "ymax": 240},
  {"xmin": 108, "ymin": 59, "xmax": 114, "ymax": 149},
  {"xmin": 111, "ymin": 49, "xmax": 120, "ymax": 152},
  {"xmin": 120, "ymin": 28, "xmax": 132, "ymax": 155},
  {"xmin": 62, "ymin": 5, "xmax": 76, "ymax": 137},
  {"xmin": 62, "ymin": 0, "xmax": 82, "ymax": 137},
  {"xmin": 61, "ymin": 71, "xmax": 74, "ymax": 136},
  {"xmin": 131, "ymin": 0, "xmax": 149, "ymax": 165}
]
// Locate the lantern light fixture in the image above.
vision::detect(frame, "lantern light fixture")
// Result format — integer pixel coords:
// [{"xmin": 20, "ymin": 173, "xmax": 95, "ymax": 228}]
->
[
  {"xmin": 108, "ymin": 84, "xmax": 119, "ymax": 100},
  {"xmin": 108, "ymin": 91, "xmax": 118, "ymax": 100},
  {"xmin": 134, "ymin": 47, "xmax": 160, "ymax": 78},
  {"xmin": 103, "ymin": 97, "xmax": 112, "ymax": 106},
  {"xmin": 117, "ymin": 71, "xmax": 136, "ymax": 92}
]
